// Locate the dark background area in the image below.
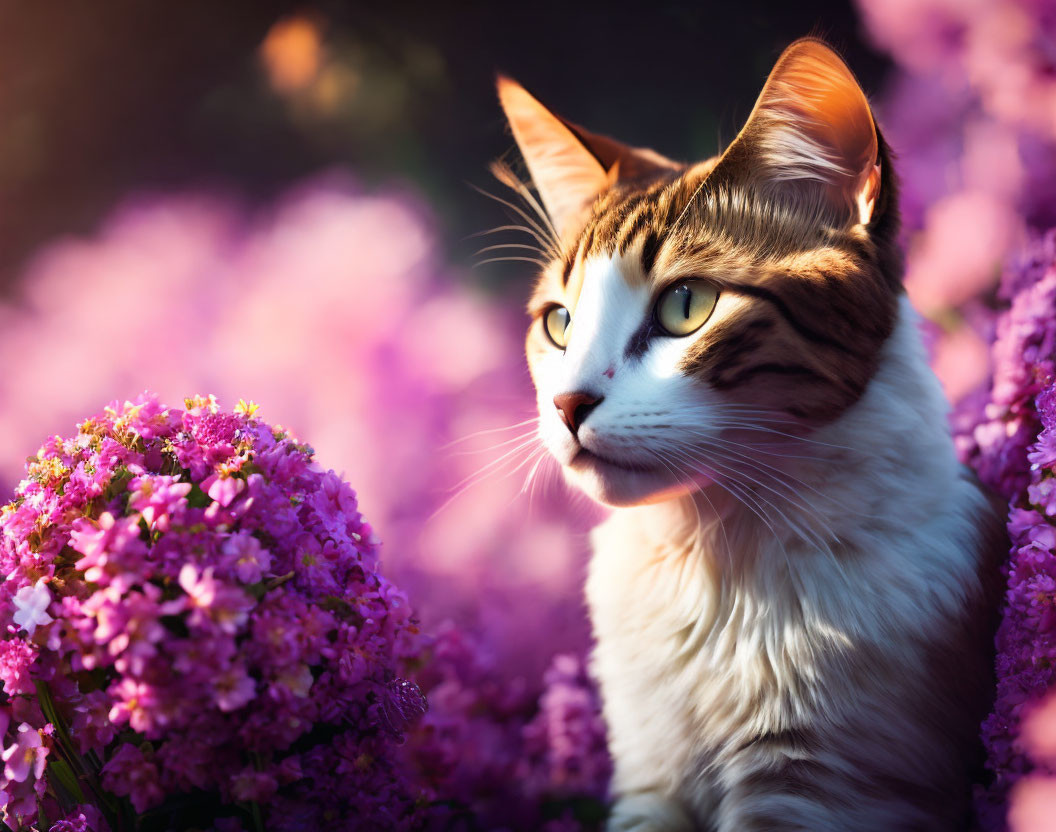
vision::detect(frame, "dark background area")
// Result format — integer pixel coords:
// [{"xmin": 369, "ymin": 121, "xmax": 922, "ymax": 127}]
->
[{"xmin": 0, "ymin": 0, "xmax": 889, "ymax": 290}]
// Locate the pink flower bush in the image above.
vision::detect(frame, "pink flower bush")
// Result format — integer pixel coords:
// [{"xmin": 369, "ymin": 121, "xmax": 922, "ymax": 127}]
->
[
  {"xmin": 0, "ymin": 178, "xmax": 595, "ymax": 689},
  {"xmin": 857, "ymin": 0, "xmax": 1056, "ymax": 400},
  {"xmin": 0, "ymin": 394, "xmax": 429, "ymax": 830},
  {"xmin": 405, "ymin": 627, "xmax": 610, "ymax": 829},
  {"xmin": 0, "ymin": 176, "xmax": 609, "ymax": 829},
  {"xmin": 954, "ymin": 231, "xmax": 1056, "ymax": 829},
  {"xmin": 859, "ymin": 8, "xmax": 1056, "ymax": 821}
]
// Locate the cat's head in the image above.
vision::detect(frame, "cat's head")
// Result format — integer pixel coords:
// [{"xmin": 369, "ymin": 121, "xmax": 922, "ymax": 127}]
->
[{"xmin": 496, "ymin": 39, "xmax": 902, "ymax": 508}]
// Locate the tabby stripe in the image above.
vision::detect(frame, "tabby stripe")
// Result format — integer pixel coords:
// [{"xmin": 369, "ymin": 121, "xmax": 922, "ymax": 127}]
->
[
  {"xmin": 594, "ymin": 192, "xmax": 647, "ymax": 255},
  {"xmin": 624, "ymin": 320, "xmax": 656, "ymax": 360},
  {"xmin": 713, "ymin": 362, "xmax": 828, "ymax": 390},
  {"xmin": 725, "ymin": 282, "xmax": 856, "ymax": 353},
  {"xmin": 561, "ymin": 250, "xmax": 575, "ymax": 286},
  {"xmin": 616, "ymin": 204, "xmax": 652, "ymax": 255},
  {"xmin": 640, "ymin": 230, "xmax": 664, "ymax": 276}
]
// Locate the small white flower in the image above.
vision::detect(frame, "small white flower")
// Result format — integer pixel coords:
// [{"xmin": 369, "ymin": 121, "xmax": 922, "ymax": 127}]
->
[{"xmin": 12, "ymin": 578, "xmax": 53, "ymax": 636}]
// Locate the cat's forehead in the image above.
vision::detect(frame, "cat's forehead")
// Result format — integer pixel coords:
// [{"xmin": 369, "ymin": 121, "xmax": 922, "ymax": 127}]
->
[{"xmin": 531, "ymin": 162, "xmax": 873, "ymax": 312}]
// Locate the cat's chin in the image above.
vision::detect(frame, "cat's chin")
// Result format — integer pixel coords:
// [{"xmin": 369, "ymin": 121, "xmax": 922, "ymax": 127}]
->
[{"xmin": 565, "ymin": 448, "xmax": 699, "ymax": 507}]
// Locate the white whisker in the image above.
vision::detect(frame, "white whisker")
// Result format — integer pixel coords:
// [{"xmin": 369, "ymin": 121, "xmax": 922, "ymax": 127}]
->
[
  {"xmin": 474, "ymin": 255, "xmax": 550, "ymax": 269},
  {"xmin": 469, "ymin": 183, "xmax": 561, "ymax": 259}
]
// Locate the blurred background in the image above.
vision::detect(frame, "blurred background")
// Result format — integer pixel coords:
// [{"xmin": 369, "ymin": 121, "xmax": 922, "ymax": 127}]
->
[
  {"xmin": 0, "ymin": 0, "xmax": 1052, "ymax": 688},
  {"xmin": 0, "ymin": 0, "xmax": 890, "ymax": 287}
]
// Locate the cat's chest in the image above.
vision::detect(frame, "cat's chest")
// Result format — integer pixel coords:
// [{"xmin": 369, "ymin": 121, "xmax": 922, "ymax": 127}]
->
[{"xmin": 585, "ymin": 509, "xmax": 828, "ymax": 732}]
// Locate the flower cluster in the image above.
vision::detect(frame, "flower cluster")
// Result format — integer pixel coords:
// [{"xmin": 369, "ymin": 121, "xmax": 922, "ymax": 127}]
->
[
  {"xmin": 518, "ymin": 654, "xmax": 611, "ymax": 817},
  {"xmin": 856, "ymin": 4, "xmax": 1056, "ymax": 822},
  {"xmin": 0, "ymin": 177, "xmax": 610, "ymax": 830},
  {"xmin": 405, "ymin": 626, "xmax": 610, "ymax": 830},
  {"xmin": 953, "ymin": 230, "xmax": 1056, "ymax": 828},
  {"xmin": 0, "ymin": 394, "xmax": 428, "ymax": 830},
  {"xmin": 0, "ymin": 181, "xmax": 595, "ymax": 692},
  {"xmin": 856, "ymin": 0, "xmax": 1056, "ymax": 401}
]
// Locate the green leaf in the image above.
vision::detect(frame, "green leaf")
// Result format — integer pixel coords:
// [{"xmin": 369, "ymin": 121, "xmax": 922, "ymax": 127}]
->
[
  {"xmin": 48, "ymin": 758, "xmax": 87, "ymax": 804},
  {"xmin": 185, "ymin": 482, "xmax": 212, "ymax": 508},
  {"xmin": 35, "ymin": 680, "xmax": 75, "ymax": 752}
]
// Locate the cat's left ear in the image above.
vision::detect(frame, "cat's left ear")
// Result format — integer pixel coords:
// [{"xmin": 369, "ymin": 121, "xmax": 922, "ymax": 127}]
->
[
  {"xmin": 497, "ymin": 76, "xmax": 680, "ymax": 238},
  {"xmin": 711, "ymin": 38, "xmax": 882, "ymax": 226}
]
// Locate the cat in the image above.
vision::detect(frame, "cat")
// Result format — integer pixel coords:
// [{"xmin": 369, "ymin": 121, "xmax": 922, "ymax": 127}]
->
[{"xmin": 494, "ymin": 38, "xmax": 1004, "ymax": 832}]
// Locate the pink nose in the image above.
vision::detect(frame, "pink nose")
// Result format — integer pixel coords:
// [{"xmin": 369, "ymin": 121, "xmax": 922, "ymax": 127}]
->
[{"xmin": 553, "ymin": 391, "xmax": 603, "ymax": 436}]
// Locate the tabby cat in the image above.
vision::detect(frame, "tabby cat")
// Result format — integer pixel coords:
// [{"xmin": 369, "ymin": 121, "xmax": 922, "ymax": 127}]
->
[{"xmin": 495, "ymin": 38, "xmax": 1002, "ymax": 831}]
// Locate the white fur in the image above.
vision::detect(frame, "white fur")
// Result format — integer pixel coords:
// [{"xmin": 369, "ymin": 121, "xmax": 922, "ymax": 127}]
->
[
  {"xmin": 535, "ymin": 255, "xmax": 750, "ymax": 506},
  {"xmin": 537, "ymin": 259, "xmax": 993, "ymax": 830}
]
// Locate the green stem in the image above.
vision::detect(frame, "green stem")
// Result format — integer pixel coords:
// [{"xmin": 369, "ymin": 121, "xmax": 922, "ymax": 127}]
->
[
  {"xmin": 34, "ymin": 681, "xmax": 122, "ymax": 826},
  {"xmin": 251, "ymin": 801, "xmax": 265, "ymax": 832}
]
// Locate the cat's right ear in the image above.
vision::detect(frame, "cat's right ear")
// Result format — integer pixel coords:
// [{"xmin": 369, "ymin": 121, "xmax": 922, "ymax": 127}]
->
[
  {"xmin": 497, "ymin": 77, "xmax": 677, "ymax": 238},
  {"xmin": 707, "ymin": 39, "xmax": 882, "ymax": 228}
]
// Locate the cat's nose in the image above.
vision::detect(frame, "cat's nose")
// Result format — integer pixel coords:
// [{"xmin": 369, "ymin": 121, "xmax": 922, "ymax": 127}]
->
[{"xmin": 553, "ymin": 391, "xmax": 604, "ymax": 437}]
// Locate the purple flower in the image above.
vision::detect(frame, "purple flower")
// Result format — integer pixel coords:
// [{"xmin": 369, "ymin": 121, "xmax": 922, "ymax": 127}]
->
[
  {"xmin": 0, "ymin": 394, "xmax": 435, "ymax": 828},
  {"xmin": 221, "ymin": 532, "xmax": 272, "ymax": 584},
  {"xmin": 212, "ymin": 662, "xmax": 257, "ymax": 712},
  {"xmin": 49, "ymin": 805, "xmax": 110, "ymax": 832},
  {"xmin": 952, "ymin": 231, "xmax": 1056, "ymax": 827},
  {"xmin": 380, "ymin": 678, "xmax": 427, "ymax": 738},
  {"xmin": 230, "ymin": 768, "xmax": 278, "ymax": 802},
  {"xmin": 1029, "ymin": 479, "xmax": 1056, "ymax": 516},
  {"xmin": 71, "ymin": 690, "xmax": 116, "ymax": 754},
  {"xmin": 518, "ymin": 654, "xmax": 611, "ymax": 801},
  {"xmin": 102, "ymin": 744, "xmax": 164, "ymax": 813}
]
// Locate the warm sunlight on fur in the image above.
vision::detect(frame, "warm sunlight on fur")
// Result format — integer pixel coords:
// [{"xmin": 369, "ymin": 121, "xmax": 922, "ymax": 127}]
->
[{"xmin": 498, "ymin": 37, "xmax": 1003, "ymax": 832}]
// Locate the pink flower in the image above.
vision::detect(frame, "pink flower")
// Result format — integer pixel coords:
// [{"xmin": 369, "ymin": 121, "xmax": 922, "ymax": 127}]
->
[
  {"xmin": 203, "ymin": 474, "xmax": 245, "ymax": 508},
  {"xmin": 70, "ymin": 512, "xmax": 147, "ymax": 590},
  {"xmin": 107, "ymin": 678, "xmax": 168, "ymax": 735},
  {"xmin": 2, "ymin": 724, "xmax": 47, "ymax": 783},
  {"xmin": 81, "ymin": 584, "xmax": 177, "ymax": 676},
  {"xmin": 126, "ymin": 474, "xmax": 191, "ymax": 531},
  {"xmin": 178, "ymin": 564, "xmax": 253, "ymax": 634},
  {"xmin": 1009, "ymin": 776, "xmax": 1056, "ymax": 832},
  {"xmin": 0, "ymin": 638, "xmax": 37, "ymax": 695}
]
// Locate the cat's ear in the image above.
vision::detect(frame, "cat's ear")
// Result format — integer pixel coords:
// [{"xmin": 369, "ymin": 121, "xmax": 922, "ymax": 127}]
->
[
  {"xmin": 497, "ymin": 76, "xmax": 679, "ymax": 237},
  {"xmin": 711, "ymin": 39, "xmax": 881, "ymax": 226}
]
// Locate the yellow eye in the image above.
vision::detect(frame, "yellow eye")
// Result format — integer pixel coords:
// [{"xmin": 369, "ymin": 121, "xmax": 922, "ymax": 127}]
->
[
  {"xmin": 543, "ymin": 305, "xmax": 571, "ymax": 348},
  {"xmin": 655, "ymin": 280, "xmax": 719, "ymax": 337}
]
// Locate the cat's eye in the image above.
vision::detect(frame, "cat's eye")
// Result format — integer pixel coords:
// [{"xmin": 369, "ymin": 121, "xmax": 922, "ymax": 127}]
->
[
  {"xmin": 655, "ymin": 280, "xmax": 719, "ymax": 337},
  {"xmin": 543, "ymin": 305, "xmax": 571, "ymax": 349}
]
